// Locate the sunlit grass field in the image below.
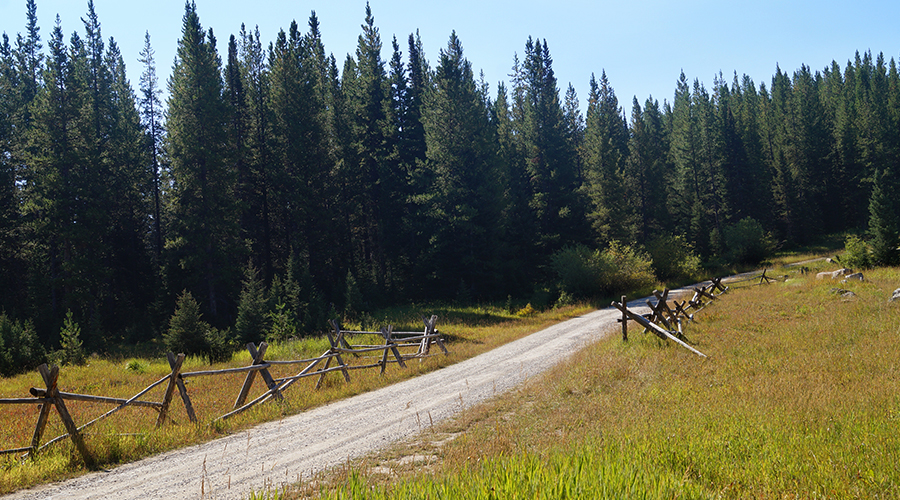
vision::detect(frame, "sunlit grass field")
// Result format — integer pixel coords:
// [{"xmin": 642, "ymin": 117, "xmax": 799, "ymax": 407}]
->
[
  {"xmin": 297, "ymin": 263, "xmax": 900, "ymax": 499},
  {"xmin": 0, "ymin": 303, "xmax": 593, "ymax": 494}
]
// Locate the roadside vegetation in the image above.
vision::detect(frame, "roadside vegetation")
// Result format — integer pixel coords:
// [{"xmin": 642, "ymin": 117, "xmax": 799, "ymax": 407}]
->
[{"xmin": 281, "ymin": 260, "xmax": 900, "ymax": 499}]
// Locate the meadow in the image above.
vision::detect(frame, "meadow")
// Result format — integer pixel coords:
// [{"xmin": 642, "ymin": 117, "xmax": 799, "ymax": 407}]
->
[
  {"xmin": 0, "ymin": 303, "xmax": 594, "ymax": 494},
  {"xmin": 288, "ymin": 262, "xmax": 900, "ymax": 499}
]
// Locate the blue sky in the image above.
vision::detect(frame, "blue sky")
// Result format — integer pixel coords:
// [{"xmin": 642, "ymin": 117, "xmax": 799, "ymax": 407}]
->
[{"xmin": 2, "ymin": 0, "xmax": 900, "ymax": 117}]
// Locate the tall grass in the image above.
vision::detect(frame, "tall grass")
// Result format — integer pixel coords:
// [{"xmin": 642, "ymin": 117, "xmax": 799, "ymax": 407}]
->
[
  {"xmin": 303, "ymin": 265, "xmax": 900, "ymax": 499},
  {"xmin": 0, "ymin": 302, "xmax": 593, "ymax": 494}
]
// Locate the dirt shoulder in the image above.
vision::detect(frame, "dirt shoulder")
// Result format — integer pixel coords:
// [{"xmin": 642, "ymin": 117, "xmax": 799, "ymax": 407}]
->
[{"xmin": 5, "ymin": 305, "xmax": 634, "ymax": 500}]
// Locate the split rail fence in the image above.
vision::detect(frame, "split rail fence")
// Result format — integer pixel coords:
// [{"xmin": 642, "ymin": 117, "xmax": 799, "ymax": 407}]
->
[
  {"xmin": 0, "ymin": 316, "xmax": 447, "ymax": 466},
  {"xmin": 611, "ymin": 276, "xmax": 743, "ymax": 358}
]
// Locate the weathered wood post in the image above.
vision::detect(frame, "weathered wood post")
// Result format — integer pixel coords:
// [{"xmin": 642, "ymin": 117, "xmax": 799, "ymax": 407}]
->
[
  {"xmin": 379, "ymin": 326, "xmax": 407, "ymax": 375},
  {"xmin": 234, "ymin": 343, "xmax": 282, "ymax": 410},
  {"xmin": 620, "ymin": 295, "xmax": 628, "ymax": 341},
  {"xmin": 165, "ymin": 352, "xmax": 196, "ymax": 423},
  {"xmin": 157, "ymin": 353, "xmax": 185, "ymax": 427},
  {"xmin": 36, "ymin": 364, "xmax": 95, "ymax": 467}
]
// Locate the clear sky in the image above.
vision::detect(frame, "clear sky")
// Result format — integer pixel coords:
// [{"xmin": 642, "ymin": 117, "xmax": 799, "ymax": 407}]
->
[{"xmin": 2, "ymin": 0, "xmax": 900, "ymax": 118}]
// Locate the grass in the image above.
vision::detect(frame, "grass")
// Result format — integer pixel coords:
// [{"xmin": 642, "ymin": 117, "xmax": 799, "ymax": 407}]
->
[
  {"xmin": 288, "ymin": 262, "xmax": 900, "ymax": 499},
  {"xmin": 0, "ymin": 302, "xmax": 594, "ymax": 494}
]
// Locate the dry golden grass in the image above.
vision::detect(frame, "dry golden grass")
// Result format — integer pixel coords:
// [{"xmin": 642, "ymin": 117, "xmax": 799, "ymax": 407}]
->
[
  {"xmin": 0, "ymin": 303, "xmax": 592, "ymax": 494},
  {"xmin": 307, "ymin": 265, "xmax": 900, "ymax": 499}
]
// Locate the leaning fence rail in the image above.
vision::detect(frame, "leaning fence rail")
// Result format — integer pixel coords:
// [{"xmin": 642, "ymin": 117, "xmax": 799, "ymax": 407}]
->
[
  {"xmin": 612, "ymin": 277, "xmax": 732, "ymax": 358},
  {"xmin": 0, "ymin": 315, "xmax": 448, "ymax": 464}
]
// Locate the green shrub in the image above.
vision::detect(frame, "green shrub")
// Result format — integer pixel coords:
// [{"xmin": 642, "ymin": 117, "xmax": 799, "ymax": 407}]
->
[
  {"xmin": 551, "ymin": 242, "xmax": 656, "ymax": 299},
  {"xmin": 644, "ymin": 235, "xmax": 702, "ymax": 282},
  {"xmin": 234, "ymin": 263, "xmax": 271, "ymax": 345},
  {"xmin": 163, "ymin": 291, "xmax": 209, "ymax": 357},
  {"xmin": 839, "ymin": 234, "xmax": 872, "ymax": 270},
  {"xmin": 124, "ymin": 359, "xmax": 148, "ymax": 374},
  {"xmin": 266, "ymin": 302, "xmax": 297, "ymax": 342},
  {"xmin": 0, "ymin": 313, "xmax": 45, "ymax": 377},
  {"xmin": 723, "ymin": 217, "xmax": 775, "ymax": 264},
  {"xmin": 204, "ymin": 326, "xmax": 235, "ymax": 364},
  {"xmin": 57, "ymin": 310, "xmax": 86, "ymax": 366}
]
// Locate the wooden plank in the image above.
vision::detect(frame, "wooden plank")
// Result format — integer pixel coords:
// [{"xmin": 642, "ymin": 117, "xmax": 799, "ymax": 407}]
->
[
  {"xmin": 233, "ymin": 343, "xmax": 260, "ymax": 409},
  {"xmin": 30, "ymin": 366, "xmax": 56, "ymax": 456},
  {"xmin": 233, "ymin": 343, "xmax": 281, "ymax": 409},
  {"xmin": 167, "ymin": 352, "xmax": 197, "ymax": 424},
  {"xmin": 315, "ymin": 356, "xmax": 333, "ymax": 389},
  {"xmin": 329, "ymin": 319, "xmax": 359, "ymax": 357},
  {"xmin": 424, "ymin": 315, "xmax": 448, "ymax": 354},
  {"xmin": 379, "ymin": 335, "xmax": 389, "ymax": 375},
  {"xmin": 28, "ymin": 389, "xmax": 161, "ymax": 409},
  {"xmin": 0, "ymin": 446, "xmax": 34, "ymax": 456},
  {"xmin": 181, "ymin": 363, "xmax": 272, "ymax": 378},
  {"xmin": 653, "ymin": 290, "xmax": 678, "ymax": 327},
  {"xmin": 611, "ymin": 302, "xmax": 707, "ymax": 358},
  {"xmin": 156, "ymin": 353, "xmax": 184, "ymax": 427},
  {"xmin": 0, "ymin": 397, "xmax": 53, "ymax": 405},
  {"xmin": 326, "ymin": 329, "xmax": 351, "ymax": 383},
  {"xmin": 382, "ymin": 326, "xmax": 407, "ymax": 370},
  {"xmin": 694, "ymin": 286, "xmax": 717, "ymax": 301},
  {"xmin": 39, "ymin": 364, "xmax": 95, "ymax": 468}
]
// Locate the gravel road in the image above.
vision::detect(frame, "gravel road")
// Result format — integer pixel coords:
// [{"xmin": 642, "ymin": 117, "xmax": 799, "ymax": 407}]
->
[{"xmin": 5, "ymin": 302, "xmax": 647, "ymax": 500}]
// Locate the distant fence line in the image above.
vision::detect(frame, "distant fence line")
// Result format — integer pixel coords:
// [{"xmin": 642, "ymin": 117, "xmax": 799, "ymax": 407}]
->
[{"xmin": 0, "ymin": 315, "xmax": 448, "ymax": 467}]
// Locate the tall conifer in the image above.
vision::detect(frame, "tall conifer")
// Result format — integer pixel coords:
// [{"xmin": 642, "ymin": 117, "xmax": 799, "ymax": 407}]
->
[{"xmin": 165, "ymin": 1, "xmax": 239, "ymax": 323}]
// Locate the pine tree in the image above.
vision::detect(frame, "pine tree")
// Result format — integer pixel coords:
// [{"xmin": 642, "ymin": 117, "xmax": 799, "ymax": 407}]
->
[
  {"xmin": 14, "ymin": 0, "xmax": 42, "ymax": 128},
  {"xmin": 236, "ymin": 24, "xmax": 274, "ymax": 281},
  {"xmin": 138, "ymin": 31, "xmax": 164, "ymax": 261},
  {"xmin": 165, "ymin": 1, "xmax": 240, "ymax": 324},
  {"xmin": 868, "ymin": 162, "xmax": 900, "ymax": 265},
  {"xmin": 23, "ymin": 16, "xmax": 90, "ymax": 336},
  {"xmin": 518, "ymin": 38, "xmax": 584, "ymax": 259},
  {"xmin": 418, "ymin": 31, "xmax": 501, "ymax": 298},
  {"xmin": 626, "ymin": 96, "xmax": 670, "ymax": 243},
  {"xmin": 582, "ymin": 71, "xmax": 632, "ymax": 245},
  {"xmin": 0, "ymin": 34, "xmax": 25, "ymax": 317}
]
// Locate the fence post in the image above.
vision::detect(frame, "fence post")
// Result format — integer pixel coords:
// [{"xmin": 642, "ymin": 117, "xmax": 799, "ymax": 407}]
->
[
  {"xmin": 165, "ymin": 352, "xmax": 197, "ymax": 423},
  {"xmin": 37, "ymin": 364, "xmax": 95, "ymax": 467},
  {"xmin": 234, "ymin": 343, "xmax": 282, "ymax": 410},
  {"xmin": 157, "ymin": 353, "xmax": 185, "ymax": 427},
  {"xmin": 30, "ymin": 367, "xmax": 54, "ymax": 457},
  {"xmin": 620, "ymin": 295, "xmax": 628, "ymax": 341}
]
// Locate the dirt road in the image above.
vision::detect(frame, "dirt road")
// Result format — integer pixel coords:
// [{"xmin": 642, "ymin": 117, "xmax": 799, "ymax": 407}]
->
[{"xmin": 6, "ymin": 303, "xmax": 643, "ymax": 500}]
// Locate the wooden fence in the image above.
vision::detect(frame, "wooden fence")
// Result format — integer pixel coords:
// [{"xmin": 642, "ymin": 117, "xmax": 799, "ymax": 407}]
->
[
  {"xmin": 611, "ymin": 277, "xmax": 736, "ymax": 358},
  {"xmin": 0, "ymin": 316, "xmax": 447, "ymax": 466}
]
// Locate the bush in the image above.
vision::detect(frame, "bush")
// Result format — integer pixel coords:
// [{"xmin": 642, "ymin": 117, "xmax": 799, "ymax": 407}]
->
[
  {"xmin": 839, "ymin": 234, "xmax": 872, "ymax": 270},
  {"xmin": 234, "ymin": 264, "xmax": 271, "ymax": 345},
  {"xmin": 266, "ymin": 302, "xmax": 297, "ymax": 342},
  {"xmin": 551, "ymin": 242, "xmax": 656, "ymax": 299},
  {"xmin": 163, "ymin": 291, "xmax": 210, "ymax": 357},
  {"xmin": 0, "ymin": 313, "xmax": 45, "ymax": 377},
  {"xmin": 204, "ymin": 326, "xmax": 235, "ymax": 364},
  {"xmin": 644, "ymin": 235, "xmax": 702, "ymax": 282},
  {"xmin": 57, "ymin": 310, "xmax": 86, "ymax": 366},
  {"xmin": 723, "ymin": 217, "xmax": 775, "ymax": 264}
]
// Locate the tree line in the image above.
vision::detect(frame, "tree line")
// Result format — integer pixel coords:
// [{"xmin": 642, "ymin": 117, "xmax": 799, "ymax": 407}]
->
[{"xmin": 0, "ymin": 0, "xmax": 897, "ymax": 368}]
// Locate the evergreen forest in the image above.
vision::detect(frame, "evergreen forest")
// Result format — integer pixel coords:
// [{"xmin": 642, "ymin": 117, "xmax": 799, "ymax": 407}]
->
[{"xmin": 1, "ymin": 1, "xmax": 898, "ymax": 372}]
